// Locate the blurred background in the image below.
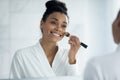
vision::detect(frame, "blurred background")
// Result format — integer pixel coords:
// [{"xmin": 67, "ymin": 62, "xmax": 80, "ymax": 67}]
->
[{"xmin": 0, "ymin": 0, "xmax": 120, "ymax": 79}]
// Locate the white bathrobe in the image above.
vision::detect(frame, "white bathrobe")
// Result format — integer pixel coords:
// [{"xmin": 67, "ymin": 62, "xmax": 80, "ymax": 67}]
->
[
  {"xmin": 84, "ymin": 43, "xmax": 120, "ymax": 80},
  {"xmin": 9, "ymin": 42, "xmax": 79, "ymax": 79}
]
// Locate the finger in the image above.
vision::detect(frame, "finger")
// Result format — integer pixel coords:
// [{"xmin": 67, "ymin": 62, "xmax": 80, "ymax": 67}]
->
[
  {"xmin": 70, "ymin": 36, "xmax": 80, "ymax": 46},
  {"xmin": 69, "ymin": 40, "xmax": 74, "ymax": 46},
  {"xmin": 69, "ymin": 37, "xmax": 80, "ymax": 48}
]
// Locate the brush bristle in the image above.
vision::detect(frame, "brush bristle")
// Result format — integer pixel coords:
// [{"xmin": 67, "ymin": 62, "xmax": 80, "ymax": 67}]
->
[{"xmin": 65, "ymin": 32, "xmax": 70, "ymax": 37}]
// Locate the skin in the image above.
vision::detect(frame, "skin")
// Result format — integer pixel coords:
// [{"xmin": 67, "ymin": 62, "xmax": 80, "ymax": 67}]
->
[
  {"xmin": 112, "ymin": 12, "xmax": 120, "ymax": 44},
  {"xmin": 40, "ymin": 12, "xmax": 81, "ymax": 65}
]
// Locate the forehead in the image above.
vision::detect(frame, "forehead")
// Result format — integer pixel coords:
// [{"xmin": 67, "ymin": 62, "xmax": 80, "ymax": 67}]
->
[{"xmin": 47, "ymin": 12, "xmax": 68, "ymax": 23}]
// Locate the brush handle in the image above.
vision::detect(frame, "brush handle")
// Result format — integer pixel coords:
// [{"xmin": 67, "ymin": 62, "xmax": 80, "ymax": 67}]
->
[
  {"xmin": 80, "ymin": 42, "xmax": 88, "ymax": 48},
  {"xmin": 65, "ymin": 32, "xmax": 88, "ymax": 48}
]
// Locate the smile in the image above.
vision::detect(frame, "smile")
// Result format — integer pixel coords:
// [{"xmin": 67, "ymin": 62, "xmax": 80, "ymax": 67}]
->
[{"xmin": 51, "ymin": 32, "xmax": 62, "ymax": 37}]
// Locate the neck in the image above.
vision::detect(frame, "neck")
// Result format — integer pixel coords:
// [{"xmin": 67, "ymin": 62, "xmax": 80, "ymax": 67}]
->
[{"xmin": 40, "ymin": 38, "xmax": 57, "ymax": 56}]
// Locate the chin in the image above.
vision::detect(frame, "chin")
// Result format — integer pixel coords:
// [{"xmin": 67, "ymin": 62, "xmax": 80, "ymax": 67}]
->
[{"xmin": 53, "ymin": 38, "xmax": 62, "ymax": 42}]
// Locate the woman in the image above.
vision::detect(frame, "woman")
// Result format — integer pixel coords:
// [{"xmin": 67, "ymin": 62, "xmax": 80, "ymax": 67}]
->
[{"xmin": 9, "ymin": 0, "xmax": 81, "ymax": 79}]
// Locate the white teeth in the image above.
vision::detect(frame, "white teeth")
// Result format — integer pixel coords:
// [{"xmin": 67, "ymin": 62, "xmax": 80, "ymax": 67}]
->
[{"xmin": 52, "ymin": 33, "xmax": 60, "ymax": 37}]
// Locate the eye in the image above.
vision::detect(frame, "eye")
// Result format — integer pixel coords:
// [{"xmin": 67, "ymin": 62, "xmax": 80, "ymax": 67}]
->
[
  {"xmin": 62, "ymin": 25, "xmax": 67, "ymax": 28},
  {"xmin": 51, "ymin": 21, "xmax": 57, "ymax": 25}
]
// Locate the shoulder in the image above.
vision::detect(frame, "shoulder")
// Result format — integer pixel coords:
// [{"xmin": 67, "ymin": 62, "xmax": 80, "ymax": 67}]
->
[
  {"xmin": 13, "ymin": 44, "xmax": 36, "ymax": 59},
  {"xmin": 84, "ymin": 51, "xmax": 120, "ymax": 80},
  {"xmin": 87, "ymin": 52, "xmax": 117, "ymax": 68}
]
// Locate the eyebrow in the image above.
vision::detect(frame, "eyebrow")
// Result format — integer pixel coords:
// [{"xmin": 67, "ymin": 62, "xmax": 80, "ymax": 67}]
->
[{"xmin": 50, "ymin": 18, "xmax": 67, "ymax": 24}]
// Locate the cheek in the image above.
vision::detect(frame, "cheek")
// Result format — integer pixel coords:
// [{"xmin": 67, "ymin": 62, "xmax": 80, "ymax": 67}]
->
[
  {"xmin": 42, "ymin": 24, "xmax": 51, "ymax": 31},
  {"xmin": 62, "ymin": 28, "xmax": 66, "ymax": 32},
  {"xmin": 62, "ymin": 29, "xmax": 65, "ymax": 33},
  {"xmin": 42, "ymin": 26, "xmax": 50, "ymax": 35}
]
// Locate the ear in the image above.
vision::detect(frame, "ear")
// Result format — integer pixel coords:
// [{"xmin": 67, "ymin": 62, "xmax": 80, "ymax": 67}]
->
[
  {"xmin": 118, "ymin": 15, "xmax": 120, "ymax": 28},
  {"xmin": 40, "ymin": 20, "xmax": 44, "ymax": 33},
  {"xmin": 40, "ymin": 20, "xmax": 44, "ymax": 28}
]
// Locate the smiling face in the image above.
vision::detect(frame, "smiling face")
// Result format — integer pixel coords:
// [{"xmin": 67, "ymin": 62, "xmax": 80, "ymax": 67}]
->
[
  {"xmin": 112, "ymin": 11, "xmax": 120, "ymax": 44},
  {"xmin": 40, "ymin": 12, "xmax": 68, "ymax": 43}
]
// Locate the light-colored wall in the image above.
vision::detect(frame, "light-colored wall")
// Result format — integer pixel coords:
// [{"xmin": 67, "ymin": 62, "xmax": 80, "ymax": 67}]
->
[{"xmin": 0, "ymin": 0, "xmax": 119, "ymax": 79}]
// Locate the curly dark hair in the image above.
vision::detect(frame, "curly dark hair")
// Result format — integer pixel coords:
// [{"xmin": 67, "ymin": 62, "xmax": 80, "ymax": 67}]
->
[{"xmin": 41, "ymin": 0, "xmax": 69, "ymax": 22}]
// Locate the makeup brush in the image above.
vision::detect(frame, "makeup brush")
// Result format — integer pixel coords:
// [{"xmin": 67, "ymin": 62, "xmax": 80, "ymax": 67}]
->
[{"xmin": 65, "ymin": 32, "xmax": 88, "ymax": 49}]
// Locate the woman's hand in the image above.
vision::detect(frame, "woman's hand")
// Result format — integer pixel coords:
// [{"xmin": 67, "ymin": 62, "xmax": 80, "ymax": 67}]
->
[{"xmin": 68, "ymin": 35, "xmax": 81, "ymax": 64}]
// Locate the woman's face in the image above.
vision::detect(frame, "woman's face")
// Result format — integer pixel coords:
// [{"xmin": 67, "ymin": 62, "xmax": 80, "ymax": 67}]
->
[
  {"xmin": 41, "ymin": 12, "xmax": 68, "ymax": 42},
  {"xmin": 112, "ymin": 13, "xmax": 120, "ymax": 44}
]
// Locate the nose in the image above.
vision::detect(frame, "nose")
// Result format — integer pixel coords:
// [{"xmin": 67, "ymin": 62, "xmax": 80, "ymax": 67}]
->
[{"xmin": 55, "ymin": 24, "xmax": 62, "ymax": 31}]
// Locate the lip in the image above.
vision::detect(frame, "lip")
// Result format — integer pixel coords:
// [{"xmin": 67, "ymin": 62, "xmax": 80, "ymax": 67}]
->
[{"xmin": 51, "ymin": 32, "xmax": 63, "ymax": 37}]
